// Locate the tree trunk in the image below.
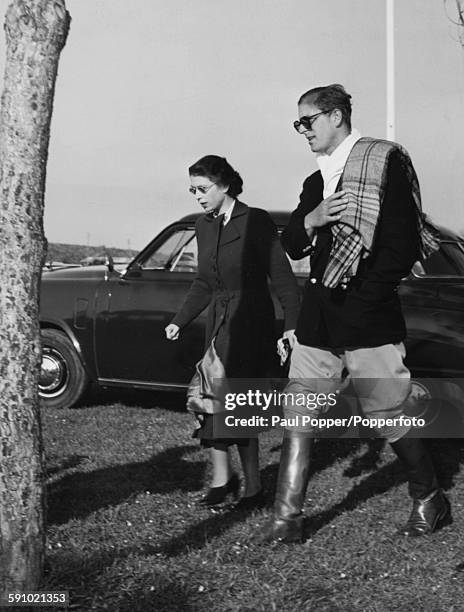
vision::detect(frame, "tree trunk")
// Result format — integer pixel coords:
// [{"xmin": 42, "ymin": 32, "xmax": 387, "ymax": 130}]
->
[
  {"xmin": 445, "ymin": 0, "xmax": 464, "ymax": 46},
  {"xmin": 0, "ymin": 0, "xmax": 69, "ymax": 602}
]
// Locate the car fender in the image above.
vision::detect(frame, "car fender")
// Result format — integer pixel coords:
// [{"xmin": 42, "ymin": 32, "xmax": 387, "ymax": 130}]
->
[{"xmin": 39, "ymin": 317, "xmax": 94, "ymax": 380}]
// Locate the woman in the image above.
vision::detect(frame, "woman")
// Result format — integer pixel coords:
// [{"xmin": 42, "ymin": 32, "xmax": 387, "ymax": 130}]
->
[{"xmin": 165, "ymin": 155, "xmax": 299, "ymax": 509}]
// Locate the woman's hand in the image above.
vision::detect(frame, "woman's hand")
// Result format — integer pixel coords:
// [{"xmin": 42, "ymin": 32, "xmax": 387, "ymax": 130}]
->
[
  {"xmin": 165, "ymin": 323, "xmax": 180, "ymax": 341},
  {"xmin": 283, "ymin": 328, "xmax": 297, "ymax": 349},
  {"xmin": 304, "ymin": 191, "xmax": 349, "ymax": 235}
]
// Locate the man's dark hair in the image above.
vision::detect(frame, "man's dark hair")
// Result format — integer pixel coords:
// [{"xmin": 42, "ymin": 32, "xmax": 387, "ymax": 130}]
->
[
  {"xmin": 298, "ymin": 84, "xmax": 352, "ymax": 129},
  {"xmin": 189, "ymin": 155, "xmax": 243, "ymax": 198}
]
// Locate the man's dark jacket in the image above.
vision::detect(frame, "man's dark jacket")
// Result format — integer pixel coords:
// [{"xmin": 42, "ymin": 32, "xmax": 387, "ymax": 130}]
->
[{"xmin": 281, "ymin": 151, "xmax": 420, "ymax": 349}]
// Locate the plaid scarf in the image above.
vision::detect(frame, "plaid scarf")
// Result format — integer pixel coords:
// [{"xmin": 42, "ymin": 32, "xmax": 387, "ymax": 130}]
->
[{"xmin": 322, "ymin": 137, "xmax": 441, "ymax": 289}]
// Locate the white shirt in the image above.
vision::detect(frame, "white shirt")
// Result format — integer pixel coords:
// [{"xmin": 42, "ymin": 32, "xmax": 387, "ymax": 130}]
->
[
  {"xmin": 221, "ymin": 199, "xmax": 235, "ymax": 226},
  {"xmin": 317, "ymin": 128, "xmax": 362, "ymax": 199}
]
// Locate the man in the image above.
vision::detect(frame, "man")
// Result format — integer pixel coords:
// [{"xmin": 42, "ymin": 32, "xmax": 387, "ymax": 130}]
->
[{"xmin": 260, "ymin": 84, "xmax": 449, "ymax": 543}]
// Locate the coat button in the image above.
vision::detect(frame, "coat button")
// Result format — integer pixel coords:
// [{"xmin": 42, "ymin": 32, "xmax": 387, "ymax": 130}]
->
[{"xmin": 309, "ymin": 277, "xmax": 317, "ymax": 284}]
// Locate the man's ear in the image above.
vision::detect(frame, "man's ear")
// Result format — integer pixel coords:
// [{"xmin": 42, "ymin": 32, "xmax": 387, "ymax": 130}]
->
[{"xmin": 332, "ymin": 108, "xmax": 343, "ymax": 127}]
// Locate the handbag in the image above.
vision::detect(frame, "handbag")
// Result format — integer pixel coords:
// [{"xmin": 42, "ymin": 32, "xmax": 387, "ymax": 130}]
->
[{"xmin": 186, "ymin": 338, "xmax": 229, "ymax": 414}]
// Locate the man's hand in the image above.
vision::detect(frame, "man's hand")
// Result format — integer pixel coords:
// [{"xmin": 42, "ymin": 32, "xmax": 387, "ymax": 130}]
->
[
  {"xmin": 304, "ymin": 191, "xmax": 349, "ymax": 235},
  {"xmin": 165, "ymin": 323, "xmax": 180, "ymax": 340}
]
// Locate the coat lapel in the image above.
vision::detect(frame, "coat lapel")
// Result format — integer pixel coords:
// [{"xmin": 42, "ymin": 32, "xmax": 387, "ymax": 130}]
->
[{"xmin": 219, "ymin": 200, "xmax": 248, "ymax": 246}]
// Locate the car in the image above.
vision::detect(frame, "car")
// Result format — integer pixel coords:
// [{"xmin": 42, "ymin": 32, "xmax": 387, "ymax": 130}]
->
[
  {"xmin": 39, "ymin": 212, "xmax": 464, "ymax": 433},
  {"xmin": 42, "ymin": 261, "xmax": 80, "ymax": 271},
  {"xmin": 79, "ymin": 255, "xmax": 110, "ymax": 266}
]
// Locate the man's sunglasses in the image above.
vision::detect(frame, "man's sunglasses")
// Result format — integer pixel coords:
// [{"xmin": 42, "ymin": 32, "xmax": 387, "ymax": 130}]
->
[{"xmin": 293, "ymin": 110, "xmax": 331, "ymax": 133}]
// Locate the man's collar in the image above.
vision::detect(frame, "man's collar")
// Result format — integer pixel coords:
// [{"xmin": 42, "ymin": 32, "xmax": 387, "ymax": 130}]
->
[
  {"xmin": 316, "ymin": 129, "xmax": 362, "ymax": 198},
  {"xmin": 317, "ymin": 129, "xmax": 362, "ymax": 169}
]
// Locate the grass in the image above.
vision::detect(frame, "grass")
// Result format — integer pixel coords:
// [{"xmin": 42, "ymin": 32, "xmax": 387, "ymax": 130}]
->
[{"xmin": 40, "ymin": 389, "xmax": 464, "ymax": 611}]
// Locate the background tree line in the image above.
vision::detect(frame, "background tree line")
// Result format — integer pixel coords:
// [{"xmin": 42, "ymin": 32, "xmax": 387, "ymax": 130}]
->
[{"xmin": 46, "ymin": 242, "xmax": 137, "ymax": 264}]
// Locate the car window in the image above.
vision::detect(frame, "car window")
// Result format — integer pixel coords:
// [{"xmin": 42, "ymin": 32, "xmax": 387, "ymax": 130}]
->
[
  {"xmin": 141, "ymin": 228, "xmax": 198, "ymax": 272},
  {"xmin": 416, "ymin": 241, "xmax": 464, "ymax": 277},
  {"xmin": 140, "ymin": 224, "xmax": 311, "ymax": 275}
]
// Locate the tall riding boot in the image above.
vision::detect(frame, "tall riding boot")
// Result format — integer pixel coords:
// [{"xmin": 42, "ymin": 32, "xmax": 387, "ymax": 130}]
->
[
  {"xmin": 390, "ymin": 437, "xmax": 450, "ymax": 536},
  {"xmin": 258, "ymin": 431, "xmax": 312, "ymax": 543}
]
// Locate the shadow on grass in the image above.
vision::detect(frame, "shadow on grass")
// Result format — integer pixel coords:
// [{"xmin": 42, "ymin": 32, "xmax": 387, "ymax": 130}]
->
[
  {"xmin": 154, "ymin": 439, "xmax": 388, "ymax": 557},
  {"xmin": 303, "ymin": 437, "xmax": 462, "ymax": 541},
  {"xmin": 269, "ymin": 436, "xmax": 386, "ymax": 480},
  {"xmin": 47, "ymin": 444, "xmax": 205, "ymax": 525},
  {"xmin": 302, "ymin": 458, "xmax": 404, "ymax": 540},
  {"xmin": 114, "ymin": 581, "xmax": 200, "ymax": 612},
  {"xmin": 311, "ymin": 437, "xmax": 385, "ymax": 479},
  {"xmin": 47, "ymin": 435, "xmax": 463, "ymax": 558},
  {"xmin": 45, "ymin": 553, "xmax": 200, "ymax": 612},
  {"xmin": 155, "ymin": 438, "xmax": 462, "ymax": 557},
  {"xmin": 114, "ymin": 582, "xmax": 199, "ymax": 612},
  {"xmin": 342, "ymin": 437, "xmax": 385, "ymax": 477},
  {"xmin": 46, "ymin": 454, "xmax": 90, "ymax": 478},
  {"xmin": 45, "ymin": 543, "xmax": 343, "ymax": 612},
  {"xmin": 79, "ymin": 386, "xmax": 187, "ymax": 412}
]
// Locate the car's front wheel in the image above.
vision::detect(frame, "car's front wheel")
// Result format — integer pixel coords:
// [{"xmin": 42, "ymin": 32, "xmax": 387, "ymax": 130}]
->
[{"xmin": 39, "ymin": 329, "xmax": 89, "ymax": 409}]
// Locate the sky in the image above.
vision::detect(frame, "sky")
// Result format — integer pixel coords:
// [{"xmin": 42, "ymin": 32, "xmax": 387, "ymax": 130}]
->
[{"xmin": 0, "ymin": 0, "xmax": 463, "ymax": 250}]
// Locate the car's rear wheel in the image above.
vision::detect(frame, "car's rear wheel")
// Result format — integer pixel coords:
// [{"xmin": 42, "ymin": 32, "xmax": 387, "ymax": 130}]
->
[
  {"xmin": 404, "ymin": 378, "xmax": 464, "ymax": 437},
  {"xmin": 39, "ymin": 329, "xmax": 89, "ymax": 409}
]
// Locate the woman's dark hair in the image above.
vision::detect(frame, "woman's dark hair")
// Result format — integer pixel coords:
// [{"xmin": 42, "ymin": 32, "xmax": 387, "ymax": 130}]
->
[
  {"xmin": 298, "ymin": 84, "xmax": 352, "ymax": 129},
  {"xmin": 189, "ymin": 155, "xmax": 243, "ymax": 198}
]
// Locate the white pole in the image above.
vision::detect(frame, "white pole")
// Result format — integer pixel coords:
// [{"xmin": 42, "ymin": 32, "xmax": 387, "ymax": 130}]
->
[{"xmin": 386, "ymin": 0, "xmax": 395, "ymax": 140}]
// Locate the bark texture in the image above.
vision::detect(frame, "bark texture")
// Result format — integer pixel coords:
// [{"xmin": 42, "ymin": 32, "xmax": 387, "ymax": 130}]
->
[
  {"xmin": 0, "ymin": 0, "xmax": 69, "ymax": 600},
  {"xmin": 445, "ymin": 0, "xmax": 464, "ymax": 46}
]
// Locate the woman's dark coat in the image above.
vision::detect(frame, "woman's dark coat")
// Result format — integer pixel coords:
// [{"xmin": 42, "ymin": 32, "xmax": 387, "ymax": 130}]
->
[{"xmin": 172, "ymin": 201, "xmax": 300, "ymax": 378}]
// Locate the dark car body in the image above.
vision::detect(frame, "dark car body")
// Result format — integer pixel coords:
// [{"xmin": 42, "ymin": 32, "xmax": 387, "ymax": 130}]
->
[{"xmin": 39, "ymin": 212, "xmax": 464, "ymax": 421}]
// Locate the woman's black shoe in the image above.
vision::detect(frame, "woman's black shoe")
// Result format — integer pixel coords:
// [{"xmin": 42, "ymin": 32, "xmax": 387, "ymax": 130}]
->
[
  {"xmin": 199, "ymin": 473, "xmax": 240, "ymax": 507},
  {"xmin": 233, "ymin": 488, "xmax": 266, "ymax": 512}
]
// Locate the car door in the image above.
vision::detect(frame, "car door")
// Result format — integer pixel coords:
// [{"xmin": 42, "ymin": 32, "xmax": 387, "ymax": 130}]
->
[
  {"xmin": 399, "ymin": 240, "xmax": 464, "ymax": 377},
  {"xmin": 94, "ymin": 223, "xmax": 205, "ymax": 387}
]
